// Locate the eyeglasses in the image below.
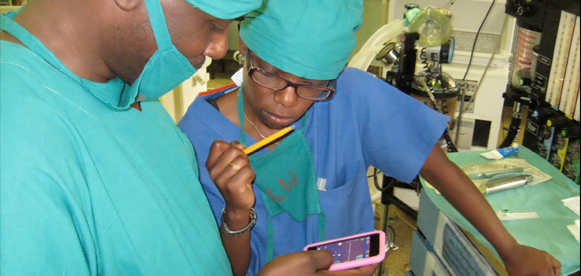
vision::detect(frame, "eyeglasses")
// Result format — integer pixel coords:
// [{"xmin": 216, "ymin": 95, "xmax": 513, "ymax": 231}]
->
[{"xmin": 246, "ymin": 50, "xmax": 336, "ymax": 101}]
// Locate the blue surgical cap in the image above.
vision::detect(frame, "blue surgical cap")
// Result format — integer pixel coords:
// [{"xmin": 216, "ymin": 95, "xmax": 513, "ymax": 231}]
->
[
  {"xmin": 240, "ymin": 0, "xmax": 363, "ymax": 80},
  {"xmin": 185, "ymin": 0, "xmax": 262, "ymax": 20}
]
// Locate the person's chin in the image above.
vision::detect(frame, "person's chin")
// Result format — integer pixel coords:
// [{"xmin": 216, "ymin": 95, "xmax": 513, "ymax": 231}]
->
[
  {"xmin": 263, "ymin": 111, "xmax": 295, "ymax": 128},
  {"xmin": 192, "ymin": 60, "xmax": 205, "ymax": 70}
]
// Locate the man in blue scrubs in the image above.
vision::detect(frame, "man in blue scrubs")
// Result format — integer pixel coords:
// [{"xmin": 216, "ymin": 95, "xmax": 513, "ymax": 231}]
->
[
  {"xmin": 0, "ymin": 0, "xmax": 376, "ymax": 275},
  {"xmin": 178, "ymin": 0, "xmax": 562, "ymax": 275}
]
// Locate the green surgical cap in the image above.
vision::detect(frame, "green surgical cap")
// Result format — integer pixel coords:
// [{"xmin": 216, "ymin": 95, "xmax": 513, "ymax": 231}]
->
[
  {"xmin": 184, "ymin": 0, "xmax": 262, "ymax": 20},
  {"xmin": 240, "ymin": 0, "xmax": 363, "ymax": 80}
]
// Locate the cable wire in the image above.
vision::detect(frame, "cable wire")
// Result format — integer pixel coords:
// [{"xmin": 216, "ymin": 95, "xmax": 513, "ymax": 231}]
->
[
  {"xmin": 372, "ymin": 168, "xmax": 398, "ymax": 192},
  {"xmin": 552, "ymin": 179, "xmax": 580, "ymax": 196},
  {"xmin": 443, "ymin": 0, "xmax": 455, "ymax": 9},
  {"xmin": 462, "ymin": 0, "xmax": 497, "ymax": 81},
  {"xmin": 498, "ymin": 116, "xmax": 521, "ymax": 148},
  {"xmin": 462, "ymin": 13, "xmax": 508, "ymax": 114},
  {"xmin": 415, "ymin": 76, "xmax": 459, "ymax": 152}
]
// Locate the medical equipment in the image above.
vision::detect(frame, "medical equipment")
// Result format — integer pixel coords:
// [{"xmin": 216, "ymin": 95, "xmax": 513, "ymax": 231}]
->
[
  {"xmin": 356, "ymin": 0, "xmax": 518, "ymax": 152},
  {"xmin": 466, "ymin": 164, "xmax": 535, "ymax": 195},
  {"xmin": 467, "ymin": 168, "xmax": 525, "ymax": 179},
  {"xmin": 496, "ymin": 209, "xmax": 540, "ymax": 220},
  {"xmin": 353, "ymin": 6, "xmax": 461, "ymax": 152},
  {"xmin": 479, "ymin": 174, "xmax": 533, "ymax": 194},
  {"xmin": 505, "ymin": 0, "xmax": 580, "ymax": 184}
]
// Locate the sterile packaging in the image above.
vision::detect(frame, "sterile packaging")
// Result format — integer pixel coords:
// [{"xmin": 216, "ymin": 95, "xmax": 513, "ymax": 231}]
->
[
  {"xmin": 568, "ymin": 220, "xmax": 580, "ymax": 244},
  {"xmin": 496, "ymin": 209, "xmax": 540, "ymax": 221},
  {"xmin": 480, "ymin": 145, "xmax": 519, "ymax": 160},
  {"xmin": 464, "ymin": 158, "xmax": 551, "ymax": 193},
  {"xmin": 426, "ymin": 158, "xmax": 551, "ymax": 195},
  {"xmin": 562, "ymin": 196, "xmax": 580, "ymax": 216}
]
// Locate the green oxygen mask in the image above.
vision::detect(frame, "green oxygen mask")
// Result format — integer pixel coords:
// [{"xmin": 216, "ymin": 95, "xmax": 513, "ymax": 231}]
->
[{"xmin": 408, "ymin": 8, "xmax": 453, "ymax": 47}]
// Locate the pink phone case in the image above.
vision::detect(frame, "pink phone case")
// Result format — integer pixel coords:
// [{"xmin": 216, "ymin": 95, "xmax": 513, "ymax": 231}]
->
[{"xmin": 303, "ymin": 230, "xmax": 386, "ymax": 271}]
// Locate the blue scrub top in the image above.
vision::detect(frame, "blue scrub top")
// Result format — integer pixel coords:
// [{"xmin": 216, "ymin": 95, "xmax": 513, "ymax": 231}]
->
[
  {"xmin": 178, "ymin": 67, "xmax": 450, "ymax": 276},
  {"xmin": 0, "ymin": 15, "xmax": 232, "ymax": 276}
]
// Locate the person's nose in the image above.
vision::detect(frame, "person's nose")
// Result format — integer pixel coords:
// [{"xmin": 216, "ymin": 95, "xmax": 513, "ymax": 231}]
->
[
  {"xmin": 274, "ymin": 86, "xmax": 299, "ymax": 108},
  {"xmin": 203, "ymin": 32, "xmax": 229, "ymax": 60}
]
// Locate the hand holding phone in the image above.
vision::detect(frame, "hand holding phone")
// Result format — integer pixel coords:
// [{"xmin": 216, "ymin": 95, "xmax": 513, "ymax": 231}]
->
[
  {"xmin": 303, "ymin": 230, "xmax": 385, "ymax": 271},
  {"xmin": 256, "ymin": 250, "xmax": 377, "ymax": 276}
]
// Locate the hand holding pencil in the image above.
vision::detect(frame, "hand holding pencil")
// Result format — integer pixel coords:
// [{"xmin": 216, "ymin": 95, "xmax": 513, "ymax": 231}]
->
[
  {"xmin": 206, "ymin": 139, "xmax": 256, "ymax": 220},
  {"xmin": 205, "ymin": 126, "xmax": 294, "ymax": 221}
]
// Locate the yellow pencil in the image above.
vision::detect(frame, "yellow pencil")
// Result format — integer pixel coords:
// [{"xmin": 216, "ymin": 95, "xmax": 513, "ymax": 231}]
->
[{"xmin": 243, "ymin": 126, "xmax": 295, "ymax": 155}]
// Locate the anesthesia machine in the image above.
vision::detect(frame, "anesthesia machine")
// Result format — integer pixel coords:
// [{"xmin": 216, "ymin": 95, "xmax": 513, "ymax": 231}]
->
[{"xmin": 504, "ymin": 0, "xmax": 580, "ymax": 184}]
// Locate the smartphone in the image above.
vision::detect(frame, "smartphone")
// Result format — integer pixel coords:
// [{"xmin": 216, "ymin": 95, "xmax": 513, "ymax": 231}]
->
[{"xmin": 303, "ymin": 230, "xmax": 385, "ymax": 271}]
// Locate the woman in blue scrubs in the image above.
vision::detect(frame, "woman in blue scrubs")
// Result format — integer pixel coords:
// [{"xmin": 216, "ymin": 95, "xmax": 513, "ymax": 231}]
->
[{"xmin": 178, "ymin": 0, "xmax": 562, "ymax": 275}]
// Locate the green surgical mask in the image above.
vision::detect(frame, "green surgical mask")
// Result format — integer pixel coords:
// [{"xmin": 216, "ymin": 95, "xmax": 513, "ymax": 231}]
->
[{"xmin": 125, "ymin": 0, "xmax": 197, "ymax": 105}]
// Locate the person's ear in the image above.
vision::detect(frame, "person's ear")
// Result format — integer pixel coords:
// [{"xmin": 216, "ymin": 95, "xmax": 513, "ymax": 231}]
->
[{"xmin": 113, "ymin": 0, "xmax": 140, "ymax": 11}]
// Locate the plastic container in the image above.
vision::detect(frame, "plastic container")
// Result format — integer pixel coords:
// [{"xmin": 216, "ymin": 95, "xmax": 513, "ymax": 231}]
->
[{"xmin": 408, "ymin": 8, "xmax": 453, "ymax": 47}]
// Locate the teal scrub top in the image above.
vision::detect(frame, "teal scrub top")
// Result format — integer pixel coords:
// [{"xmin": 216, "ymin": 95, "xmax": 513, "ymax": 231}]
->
[{"xmin": 0, "ymin": 14, "xmax": 232, "ymax": 276}]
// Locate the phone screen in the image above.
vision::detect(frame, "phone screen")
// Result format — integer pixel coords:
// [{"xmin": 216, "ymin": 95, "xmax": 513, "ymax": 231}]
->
[{"xmin": 308, "ymin": 233, "xmax": 380, "ymax": 264}]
